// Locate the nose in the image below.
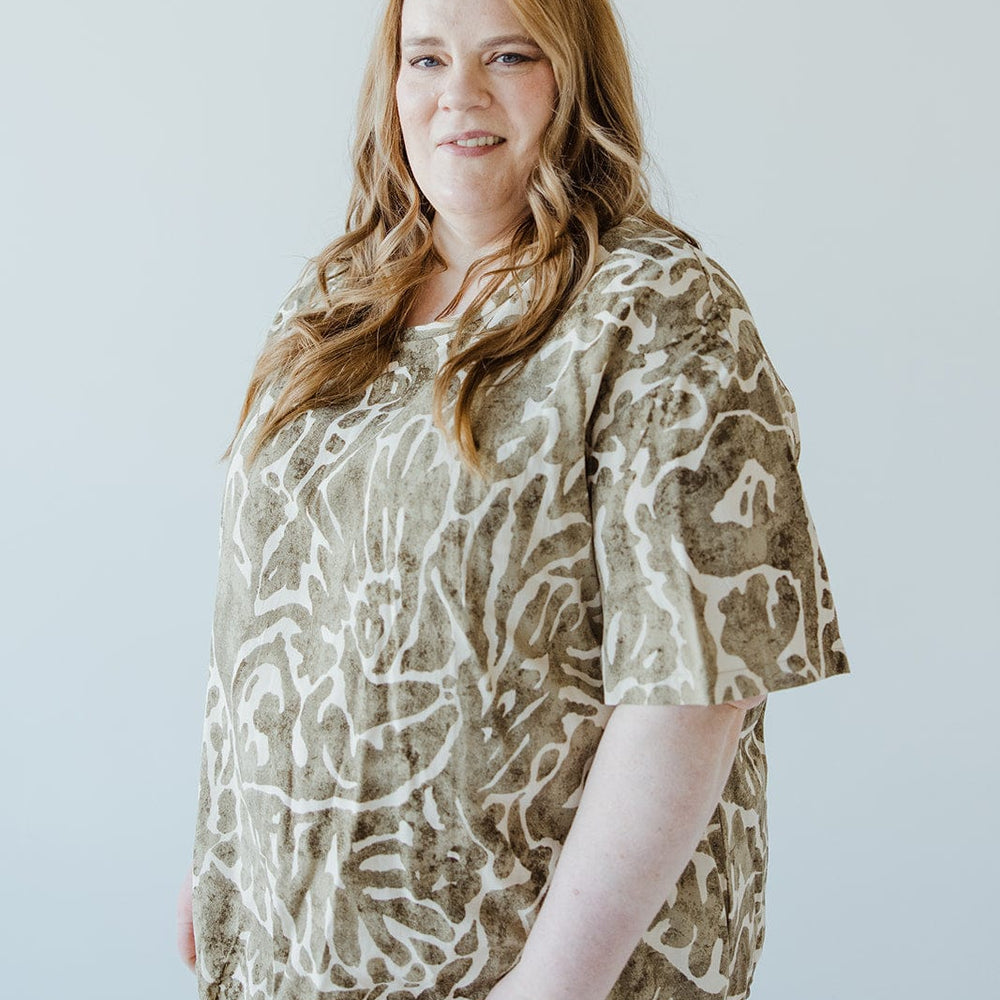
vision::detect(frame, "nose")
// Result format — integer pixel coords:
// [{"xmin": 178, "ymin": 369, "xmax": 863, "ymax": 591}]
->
[{"xmin": 438, "ymin": 60, "xmax": 492, "ymax": 112}]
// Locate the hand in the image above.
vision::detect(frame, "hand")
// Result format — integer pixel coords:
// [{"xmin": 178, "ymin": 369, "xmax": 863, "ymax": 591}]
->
[{"xmin": 177, "ymin": 869, "xmax": 196, "ymax": 971}]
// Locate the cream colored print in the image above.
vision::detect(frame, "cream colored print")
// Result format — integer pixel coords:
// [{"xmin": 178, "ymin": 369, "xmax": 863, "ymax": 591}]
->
[{"xmin": 193, "ymin": 220, "xmax": 847, "ymax": 1000}]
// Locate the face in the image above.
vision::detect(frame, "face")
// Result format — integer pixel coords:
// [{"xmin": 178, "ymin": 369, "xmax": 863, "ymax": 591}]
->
[{"xmin": 395, "ymin": 0, "xmax": 558, "ymax": 245}]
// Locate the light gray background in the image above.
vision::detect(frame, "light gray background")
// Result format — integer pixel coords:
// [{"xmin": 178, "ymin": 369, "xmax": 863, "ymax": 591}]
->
[{"xmin": 1, "ymin": 1, "xmax": 996, "ymax": 997}]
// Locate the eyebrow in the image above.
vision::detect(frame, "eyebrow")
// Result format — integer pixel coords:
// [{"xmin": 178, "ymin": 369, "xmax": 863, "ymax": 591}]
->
[{"xmin": 401, "ymin": 33, "xmax": 543, "ymax": 50}]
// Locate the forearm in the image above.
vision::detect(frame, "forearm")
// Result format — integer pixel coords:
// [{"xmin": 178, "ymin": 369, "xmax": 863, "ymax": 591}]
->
[{"xmin": 493, "ymin": 699, "xmax": 758, "ymax": 1000}]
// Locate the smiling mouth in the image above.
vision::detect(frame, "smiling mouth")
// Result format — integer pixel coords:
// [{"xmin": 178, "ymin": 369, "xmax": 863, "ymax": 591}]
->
[{"xmin": 452, "ymin": 136, "xmax": 505, "ymax": 148}]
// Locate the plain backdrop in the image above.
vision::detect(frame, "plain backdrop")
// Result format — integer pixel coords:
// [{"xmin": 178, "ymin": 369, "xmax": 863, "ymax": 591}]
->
[{"xmin": 1, "ymin": 2, "xmax": 996, "ymax": 997}]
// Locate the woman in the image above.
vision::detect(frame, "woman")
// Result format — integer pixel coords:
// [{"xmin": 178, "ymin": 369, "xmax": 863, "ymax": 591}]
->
[{"xmin": 180, "ymin": 0, "xmax": 849, "ymax": 997}]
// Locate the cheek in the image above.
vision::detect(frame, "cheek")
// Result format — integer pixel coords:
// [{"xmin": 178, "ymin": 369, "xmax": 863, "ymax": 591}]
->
[
  {"xmin": 394, "ymin": 80, "xmax": 409, "ymax": 124},
  {"xmin": 395, "ymin": 77, "xmax": 433, "ymax": 127},
  {"xmin": 394, "ymin": 85, "xmax": 416, "ymax": 142},
  {"xmin": 524, "ymin": 76, "xmax": 559, "ymax": 142}
]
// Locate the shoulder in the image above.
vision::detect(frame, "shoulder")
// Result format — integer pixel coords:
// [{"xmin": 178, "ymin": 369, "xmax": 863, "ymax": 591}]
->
[
  {"xmin": 582, "ymin": 219, "xmax": 801, "ymax": 453},
  {"xmin": 576, "ymin": 218, "xmax": 768, "ymax": 381},
  {"xmin": 590, "ymin": 217, "xmax": 750, "ymax": 334}
]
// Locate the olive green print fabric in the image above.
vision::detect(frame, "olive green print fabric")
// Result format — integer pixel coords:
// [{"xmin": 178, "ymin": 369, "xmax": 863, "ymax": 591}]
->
[{"xmin": 192, "ymin": 220, "xmax": 848, "ymax": 1000}]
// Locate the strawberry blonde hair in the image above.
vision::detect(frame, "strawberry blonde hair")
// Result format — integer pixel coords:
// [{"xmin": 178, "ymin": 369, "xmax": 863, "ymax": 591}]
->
[{"xmin": 234, "ymin": 0, "xmax": 695, "ymax": 469}]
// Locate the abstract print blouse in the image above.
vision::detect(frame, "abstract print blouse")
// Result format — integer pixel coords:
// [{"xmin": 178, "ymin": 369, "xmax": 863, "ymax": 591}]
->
[{"xmin": 192, "ymin": 219, "xmax": 849, "ymax": 1000}]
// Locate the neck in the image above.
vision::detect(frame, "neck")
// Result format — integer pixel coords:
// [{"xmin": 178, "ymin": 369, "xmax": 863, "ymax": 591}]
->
[{"xmin": 431, "ymin": 213, "xmax": 524, "ymax": 274}]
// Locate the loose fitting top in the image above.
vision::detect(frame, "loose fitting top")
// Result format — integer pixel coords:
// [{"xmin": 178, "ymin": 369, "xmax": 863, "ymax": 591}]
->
[{"xmin": 192, "ymin": 219, "xmax": 849, "ymax": 1000}]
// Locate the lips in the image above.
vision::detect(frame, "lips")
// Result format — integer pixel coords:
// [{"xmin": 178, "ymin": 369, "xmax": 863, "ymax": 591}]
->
[{"xmin": 438, "ymin": 130, "xmax": 507, "ymax": 147}]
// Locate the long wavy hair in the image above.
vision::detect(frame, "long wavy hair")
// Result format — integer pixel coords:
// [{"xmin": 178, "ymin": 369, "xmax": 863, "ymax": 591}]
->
[{"xmin": 233, "ymin": 0, "xmax": 696, "ymax": 469}]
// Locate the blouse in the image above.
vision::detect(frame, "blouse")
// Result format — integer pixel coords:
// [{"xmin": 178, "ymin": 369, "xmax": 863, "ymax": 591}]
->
[{"xmin": 192, "ymin": 217, "xmax": 849, "ymax": 1000}]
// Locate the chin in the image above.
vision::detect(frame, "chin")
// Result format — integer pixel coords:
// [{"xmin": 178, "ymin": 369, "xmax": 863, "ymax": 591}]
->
[{"xmin": 432, "ymin": 194, "xmax": 528, "ymax": 227}]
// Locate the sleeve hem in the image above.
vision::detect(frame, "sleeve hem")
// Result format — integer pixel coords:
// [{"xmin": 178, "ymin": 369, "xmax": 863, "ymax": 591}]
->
[{"xmin": 601, "ymin": 663, "xmax": 849, "ymax": 708}]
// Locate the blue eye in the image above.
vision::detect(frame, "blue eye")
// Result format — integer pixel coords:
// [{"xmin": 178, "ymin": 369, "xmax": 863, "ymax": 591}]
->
[
  {"xmin": 411, "ymin": 56, "xmax": 441, "ymax": 68},
  {"xmin": 494, "ymin": 52, "xmax": 530, "ymax": 65}
]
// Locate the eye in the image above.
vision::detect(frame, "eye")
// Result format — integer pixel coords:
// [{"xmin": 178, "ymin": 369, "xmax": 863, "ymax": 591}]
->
[
  {"xmin": 493, "ymin": 52, "xmax": 532, "ymax": 65},
  {"xmin": 410, "ymin": 55, "xmax": 442, "ymax": 68}
]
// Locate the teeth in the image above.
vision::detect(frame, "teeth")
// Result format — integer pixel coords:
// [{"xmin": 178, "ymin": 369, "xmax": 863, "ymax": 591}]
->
[{"xmin": 454, "ymin": 136, "xmax": 504, "ymax": 147}]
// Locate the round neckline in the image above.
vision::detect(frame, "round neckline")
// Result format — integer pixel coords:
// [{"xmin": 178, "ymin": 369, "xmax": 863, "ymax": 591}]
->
[
  {"xmin": 399, "ymin": 272, "xmax": 525, "ymax": 342},
  {"xmin": 401, "ymin": 318, "xmax": 458, "ymax": 341}
]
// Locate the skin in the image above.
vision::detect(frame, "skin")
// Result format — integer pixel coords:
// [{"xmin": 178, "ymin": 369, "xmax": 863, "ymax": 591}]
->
[
  {"xmin": 395, "ymin": 0, "xmax": 558, "ymax": 324},
  {"xmin": 178, "ymin": 0, "xmax": 771, "ymax": 992}
]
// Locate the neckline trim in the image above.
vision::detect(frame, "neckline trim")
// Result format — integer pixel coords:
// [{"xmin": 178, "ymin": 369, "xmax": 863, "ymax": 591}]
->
[{"xmin": 401, "ymin": 318, "xmax": 458, "ymax": 341}]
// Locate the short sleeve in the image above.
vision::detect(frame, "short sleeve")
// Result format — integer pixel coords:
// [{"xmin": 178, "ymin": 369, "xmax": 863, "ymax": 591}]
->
[{"xmin": 587, "ymin": 246, "xmax": 849, "ymax": 705}]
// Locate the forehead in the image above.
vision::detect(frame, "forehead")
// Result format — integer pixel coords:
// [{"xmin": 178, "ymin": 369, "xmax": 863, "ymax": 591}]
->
[{"xmin": 398, "ymin": 0, "xmax": 529, "ymax": 39}]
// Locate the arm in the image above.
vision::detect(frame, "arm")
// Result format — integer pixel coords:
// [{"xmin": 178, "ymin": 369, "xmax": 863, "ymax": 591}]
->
[{"xmin": 486, "ymin": 695, "xmax": 764, "ymax": 1000}]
